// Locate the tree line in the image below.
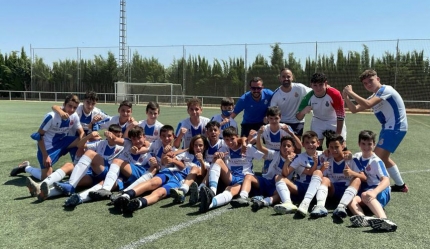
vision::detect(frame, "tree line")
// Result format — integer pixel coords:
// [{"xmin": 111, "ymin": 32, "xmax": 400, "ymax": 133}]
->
[{"xmin": 1, "ymin": 44, "xmax": 429, "ymax": 107}]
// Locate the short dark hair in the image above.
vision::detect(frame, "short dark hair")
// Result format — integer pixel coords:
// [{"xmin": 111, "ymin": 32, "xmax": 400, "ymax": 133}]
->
[
  {"xmin": 359, "ymin": 69, "xmax": 378, "ymax": 82},
  {"xmin": 311, "ymin": 72, "xmax": 327, "ymax": 83},
  {"xmin": 323, "ymin": 130, "xmax": 344, "ymax": 148},
  {"xmin": 119, "ymin": 100, "xmax": 132, "ymax": 109},
  {"xmin": 146, "ymin": 101, "xmax": 160, "ymax": 113},
  {"xmin": 128, "ymin": 126, "xmax": 144, "ymax": 138},
  {"xmin": 187, "ymin": 98, "xmax": 202, "ymax": 109},
  {"xmin": 206, "ymin": 120, "xmax": 220, "ymax": 130},
  {"xmin": 160, "ymin": 125, "xmax": 174, "ymax": 135},
  {"xmin": 108, "ymin": 124, "xmax": 122, "ymax": 133},
  {"xmin": 266, "ymin": 106, "xmax": 281, "ymax": 117},
  {"xmin": 301, "ymin": 130, "xmax": 318, "ymax": 142},
  {"xmin": 281, "ymin": 136, "xmax": 295, "ymax": 148},
  {"xmin": 249, "ymin": 76, "xmax": 263, "ymax": 86},
  {"xmin": 220, "ymin": 97, "xmax": 234, "ymax": 107},
  {"xmin": 84, "ymin": 91, "xmax": 99, "ymax": 102},
  {"xmin": 358, "ymin": 130, "xmax": 376, "ymax": 144},
  {"xmin": 222, "ymin": 126, "xmax": 238, "ymax": 138},
  {"xmin": 64, "ymin": 94, "xmax": 80, "ymax": 105}
]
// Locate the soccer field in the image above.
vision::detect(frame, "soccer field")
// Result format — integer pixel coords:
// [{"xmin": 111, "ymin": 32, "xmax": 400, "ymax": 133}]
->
[{"xmin": 1, "ymin": 101, "xmax": 430, "ymax": 249}]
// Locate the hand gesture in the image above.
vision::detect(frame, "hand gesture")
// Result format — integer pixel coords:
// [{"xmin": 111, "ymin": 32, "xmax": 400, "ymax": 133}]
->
[
  {"xmin": 163, "ymin": 145, "xmax": 172, "ymax": 154},
  {"xmin": 286, "ymin": 152, "xmax": 296, "ymax": 163},
  {"xmin": 130, "ymin": 146, "xmax": 139, "ymax": 154},
  {"xmin": 343, "ymin": 151, "xmax": 353, "ymax": 161},
  {"xmin": 321, "ymin": 161, "xmax": 329, "ymax": 171},
  {"xmin": 281, "ymin": 124, "xmax": 293, "ymax": 135},
  {"xmin": 180, "ymin": 127, "xmax": 187, "ymax": 135},
  {"xmin": 343, "ymin": 85, "xmax": 353, "ymax": 95},
  {"xmin": 195, "ymin": 152, "xmax": 203, "ymax": 161},
  {"xmin": 128, "ymin": 117, "xmax": 135, "ymax": 123},
  {"xmin": 59, "ymin": 110, "xmax": 69, "ymax": 120},
  {"xmin": 312, "ymin": 152, "xmax": 319, "ymax": 165},
  {"xmin": 303, "ymin": 106, "xmax": 312, "ymax": 114},
  {"xmin": 343, "ymin": 164, "xmax": 354, "ymax": 177},
  {"xmin": 92, "ymin": 114, "xmax": 102, "ymax": 124},
  {"xmin": 90, "ymin": 131, "xmax": 101, "ymax": 140}
]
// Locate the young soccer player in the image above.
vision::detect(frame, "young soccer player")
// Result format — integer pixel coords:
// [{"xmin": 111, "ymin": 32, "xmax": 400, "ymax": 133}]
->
[
  {"xmin": 137, "ymin": 101, "xmax": 164, "ymax": 142},
  {"xmin": 348, "ymin": 130, "xmax": 397, "ymax": 232},
  {"xmin": 296, "ymin": 72, "xmax": 347, "ymax": 150},
  {"xmin": 343, "ymin": 69, "xmax": 408, "ymax": 192},
  {"xmin": 112, "ymin": 135, "xmax": 208, "ymax": 213},
  {"xmin": 273, "ymin": 131, "xmax": 323, "ymax": 214},
  {"xmin": 87, "ymin": 126, "xmax": 154, "ymax": 200},
  {"xmin": 10, "ymin": 94, "xmax": 84, "ymax": 180},
  {"xmin": 199, "ymin": 126, "xmax": 265, "ymax": 213},
  {"xmin": 230, "ymin": 128, "xmax": 297, "ymax": 211},
  {"xmin": 26, "ymin": 124, "xmax": 124, "ymax": 202},
  {"xmin": 174, "ymin": 98, "xmax": 210, "ymax": 149},
  {"xmin": 296, "ymin": 133, "xmax": 365, "ymax": 218},
  {"xmin": 93, "ymin": 100, "xmax": 134, "ymax": 134},
  {"xmin": 210, "ymin": 97, "xmax": 238, "ymax": 138}
]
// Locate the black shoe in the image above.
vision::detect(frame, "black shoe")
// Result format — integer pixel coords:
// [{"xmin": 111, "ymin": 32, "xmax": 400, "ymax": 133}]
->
[
  {"xmin": 251, "ymin": 200, "xmax": 265, "ymax": 212},
  {"xmin": 230, "ymin": 197, "xmax": 250, "ymax": 208},
  {"xmin": 10, "ymin": 161, "xmax": 29, "ymax": 176},
  {"xmin": 199, "ymin": 186, "xmax": 215, "ymax": 213},
  {"xmin": 88, "ymin": 189, "xmax": 112, "ymax": 201},
  {"xmin": 110, "ymin": 191, "xmax": 125, "ymax": 203},
  {"xmin": 114, "ymin": 196, "xmax": 130, "ymax": 211},
  {"xmin": 391, "ymin": 184, "xmax": 409, "ymax": 193},
  {"xmin": 125, "ymin": 199, "xmax": 141, "ymax": 213}
]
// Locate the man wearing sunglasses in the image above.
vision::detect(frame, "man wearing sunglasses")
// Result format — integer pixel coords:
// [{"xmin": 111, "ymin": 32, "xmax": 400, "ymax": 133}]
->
[{"xmin": 230, "ymin": 77, "xmax": 274, "ymax": 137}]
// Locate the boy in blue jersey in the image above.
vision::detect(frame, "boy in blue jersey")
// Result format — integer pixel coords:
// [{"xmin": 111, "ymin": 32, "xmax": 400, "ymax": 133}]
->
[
  {"xmin": 87, "ymin": 126, "xmax": 156, "ymax": 201},
  {"xmin": 113, "ymin": 135, "xmax": 208, "ymax": 213},
  {"xmin": 273, "ymin": 131, "xmax": 323, "ymax": 214},
  {"xmin": 348, "ymin": 130, "xmax": 397, "ymax": 231},
  {"xmin": 93, "ymin": 100, "xmax": 135, "ymax": 134},
  {"xmin": 230, "ymin": 130, "xmax": 297, "ymax": 211},
  {"xmin": 230, "ymin": 77, "xmax": 273, "ymax": 137},
  {"xmin": 296, "ymin": 133, "xmax": 366, "ymax": 218},
  {"xmin": 343, "ymin": 69, "xmax": 408, "ymax": 192},
  {"xmin": 26, "ymin": 124, "xmax": 123, "ymax": 202},
  {"xmin": 199, "ymin": 126, "xmax": 265, "ymax": 213},
  {"xmin": 174, "ymin": 98, "xmax": 210, "ymax": 149},
  {"xmin": 137, "ymin": 101, "xmax": 164, "ymax": 142},
  {"xmin": 10, "ymin": 94, "xmax": 85, "ymax": 181},
  {"xmin": 210, "ymin": 97, "xmax": 238, "ymax": 139}
]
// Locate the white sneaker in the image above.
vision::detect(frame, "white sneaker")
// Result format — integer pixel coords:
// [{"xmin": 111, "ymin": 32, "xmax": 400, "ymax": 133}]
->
[
  {"xmin": 297, "ymin": 201, "xmax": 310, "ymax": 216},
  {"xmin": 26, "ymin": 177, "xmax": 40, "ymax": 197},
  {"xmin": 37, "ymin": 182, "xmax": 50, "ymax": 202},
  {"xmin": 274, "ymin": 202, "xmax": 298, "ymax": 214}
]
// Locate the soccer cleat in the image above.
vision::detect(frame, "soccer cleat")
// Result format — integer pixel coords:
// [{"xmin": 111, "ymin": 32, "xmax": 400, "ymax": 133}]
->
[
  {"xmin": 297, "ymin": 201, "xmax": 310, "ymax": 217},
  {"xmin": 88, "ymin": 188, "xmax": 112, "ymax": 201},
  {"xmin": 37, "ymin": 182, "xmax": 50, "ymax": 202},
  {"xmin": 310, "ymin": 205, "xmax": 328, "ymax": 218},
  {"xmin": 391, "ymin": 184, "xmax": 409, "ymax": 193},
  {"xmin": 125, "ymin": 199, "xmax": 141, "ymax": 213},
  {"xmin": 10, "ymin": 161, "xmax": 30, "ymax": 176},
  {"xmin": 26, "ymin": 177, "xmax": 40, "ymax": 197},
  {"xmin": 350, "ymin": 215, "xmax": 371, "ymax": 227},
  {"xmin": 368, "ymin": 218, "xmax": 398, "ymax": 232},
  {"xmin": 199, "ymin": 185, "xmax": 215, "ymax": 213},
  {"xmin": 273, "ymin": 202, "xmax": 298, "ymax": 214},
  {"xmin": 64, "ymin": 193, "xmax": 83, "ymax": 207},
  {"xmin": 251, "ymin": 200, "xmax": 266, "ymax": 212},
  {"xmin": 189, "ymin": 182, "xmax": 199, "ymax": 205},
  {"xmin": 114, "ymin": 195, "xmax": 130, "ymax": 211},
  {"xmin": 110, "ymin": 191, "xmax": 125, "ymax": 203},
  {"xmin": 333, "ymin": 205, "xmax": 348, "ymax": 219},
  {"xmin": 170, "ymin": 188, "xmax": 185, "ymax": 204},
  {"xmin": 53, "ymin": 182, "xmax": 75, "ymax": 196},
  {"xmin": 250, "ymin": 195, "xmax": 264, "ymax": 202},
  {"xmin": 230, "ymin": 197, "xmax": 250, "ymax": 208}
]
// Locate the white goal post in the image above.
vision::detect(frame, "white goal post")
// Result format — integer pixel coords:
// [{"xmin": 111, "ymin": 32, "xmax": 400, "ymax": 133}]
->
[{"xmin": 114, "ymin": 81, "xmax": 184, "ymax": 106}]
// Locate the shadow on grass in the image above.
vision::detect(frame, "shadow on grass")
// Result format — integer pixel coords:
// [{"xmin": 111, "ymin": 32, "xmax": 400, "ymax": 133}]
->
[
  {"xmin": 4, "ymin": 176, "xmax": 26, "ymax": 187},
  {"xmin": 14, "ymin": 195, "xmax": 35, "ymax": 201},
  {"xmin": 108, "ymin": 206, "xmax": 124, "ymax": 215},
  {"xmin": 159, "ymin": 202, "xmax": 178, "ymax": 208}
]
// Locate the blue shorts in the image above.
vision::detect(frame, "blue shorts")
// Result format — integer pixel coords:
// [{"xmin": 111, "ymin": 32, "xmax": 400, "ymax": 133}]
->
[
  {"xmin": 37, "ymin": 136, "xmax": 77, "ymax": 169},
  {"xmin": 156, "ymin": 169, "xmax": 185, "ymax": 196},
  {"xmin": 86, "ymin": 159, "xmax": 110, "ymax": 185},
  {"xmin": 230, "ymin": 174, "xmax": 246, "ymax": 186},
  {"xmin": 359, "ymin": 186, "xmax": 391, "ymax": 208},
  {"xmin": 332, "ymin": 182, "xmax": 348, "ymax": 200},
  {"xmin": 122, "ymin": 163, "xmax": 149, "ymax": 187},
  {"xmin": 253, "ymin": 176, "xmax": 276, "ymax": 197},
  {"xmin": 377, "ymin": 129, "xmax": 406, "ymax": 153},
  {"xmin": 281, "ymin": 122, "xmax": 305, "ymax": 136}
]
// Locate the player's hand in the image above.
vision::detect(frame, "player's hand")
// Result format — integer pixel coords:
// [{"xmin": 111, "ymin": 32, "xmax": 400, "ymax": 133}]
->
[
  {"xmin": 92, "ymin": 114, "xmax": 102, "ymax": 124},
  {"xmin": 221, "ymin": 117, "xmax": 229, "ymax": 126},
  {"xmin": 104, "ymin": 131, "xmax": 114, "ymax": 140},
  {"xmin": 286, "ymin": 152, "xmax": 296, "ymax": 163},
  {"xmin": 59, "ymin": 110, "xmax": 69, "ymax": 120},
  {"xmin": 312, "ymin": 152, "xmax": 319, "ymax": 164},
  {"xmin": 195, "ymin": 152, "xmax": 203, "ymax": 161},
  {"xmin": 344, "ymin": 85, "xmax": 353, "ymax": 94},
  {"xmin": 128, "ymin": 117, "xmax": 135, "ymax": 123},
  {"xmin": 180, "ymin": 127, "xmax": 187, "ymax": 135},
  {"xmin": 321, "ymin": 161, "xmax": 329, "ymax": 171},
  {"xmin": 304, "ymin": 106, "xmax": 312, "ymax": 114},
  {"xmin": 163, "ymin": 145, "xmax": 172, "ymax": 154},
  {"xmin": 131, "ymin": 146, "xmax": 139, "ymax": 154},
  {"xmin": 281, "ymin": 124, "xmax": 293, "ymax": 134},
  {"xmin": 343, "ymin": 165, "xmax": 354, "ymax": 177},
  {"xmin": 343, "ymin": 151, "xmax": 352, "ymax": 161},
  {"xmin": 149, "ymin": 157, "xmax": 158, "ymax": 167},
  {"xmin": 43, "ymin": 155, "xmax": 52, "ymax": 168}
]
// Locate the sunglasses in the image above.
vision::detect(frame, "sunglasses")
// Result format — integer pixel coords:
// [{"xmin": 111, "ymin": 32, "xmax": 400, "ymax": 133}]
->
[{"xmin": 251, "ymin": 87, "xmax": 263, "ymax": 91}]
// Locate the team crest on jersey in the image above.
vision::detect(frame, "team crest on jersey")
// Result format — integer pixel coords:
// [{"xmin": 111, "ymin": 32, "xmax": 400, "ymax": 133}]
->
[
  {"xmin": 138, "ymin": 157, "xmax": 144, "ymax": 163},
  {"xmin": 69, "ymin": 120, "xmax": 74, "ymax": 126},
  {"xmin": 325, "ymin": 101, "xmax": 329, "ymax": 107},
  {"xmin": 294, "ymin": 92, "xmax": 298, "ymax": 97},
  {"xmin": 114, "ymin": 148, "xmax": 121, "ymax": 154},
  {"xmin": 154, "ymin": 130, "xmax": 159, "ymax": 136},
  {"xmin": 366, "ymin": 165, "xmax": 371, "ymax": 171},
  {"xmin": 378, "ymin": 139, "xmax": 384, "ymax": 146}
]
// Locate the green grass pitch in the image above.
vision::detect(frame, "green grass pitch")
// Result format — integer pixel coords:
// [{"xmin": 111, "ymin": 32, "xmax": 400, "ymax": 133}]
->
[{"xmin": 1, "ymin": 101, "xmax": 429, "ymax": 248}]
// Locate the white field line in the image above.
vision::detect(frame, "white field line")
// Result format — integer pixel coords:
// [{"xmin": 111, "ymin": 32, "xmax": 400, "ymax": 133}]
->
[
  {"xmin": 408, "ymin": 116, "xmax": 430, "ymax": 128},
  {"xmin": 119, "ymin": 207, "xmax": 230, "ymax": 249},
  {"xmin": 120, "ymin": 168, "xmax": 429, "ymax": 249}
]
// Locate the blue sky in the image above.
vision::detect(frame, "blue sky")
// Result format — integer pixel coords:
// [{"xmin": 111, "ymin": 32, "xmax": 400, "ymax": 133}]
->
[{"xmin": 1, "ymin": 0, "xmax": 430, "ymax": 65}]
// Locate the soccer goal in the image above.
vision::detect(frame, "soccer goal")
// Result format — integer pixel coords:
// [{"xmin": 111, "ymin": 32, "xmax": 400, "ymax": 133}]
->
[{"xmin": 114, "ymin": 81, "xmax": 185, "ymax": 106}]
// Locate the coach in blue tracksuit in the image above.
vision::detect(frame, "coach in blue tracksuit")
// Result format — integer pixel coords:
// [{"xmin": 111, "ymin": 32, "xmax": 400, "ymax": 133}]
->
[{"xmin": 230, "ymin": 77, "xmax": 273, "ymax": 137}]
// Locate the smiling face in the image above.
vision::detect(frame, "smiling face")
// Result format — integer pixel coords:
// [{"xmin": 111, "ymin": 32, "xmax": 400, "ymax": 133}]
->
[
  {"xmin": 160, "ymin": 130, "xmax": 174, "ymax": 147},
  {"xmin": 83, "ymin": 99, "xmax": 96, "ymax": 113},
  {"xmin": 206, "ymin": 125, "xmax": 220, "ymax": 144},
  {"xmin": 358, "ymin": 139, "xmax": 375, "ymax": 157},
  {"xmin": 303, "ymin": 137, "xmax": 320, "ymax": 155},
  {"xmin": 146, "ymin": 108, "xmax": 159, "ymax": 123},
  {"xmin": 279, "ymin": 69, "xmax": 294, "ymax": 89},
  {"xmin": 250, "ymin": 80, "xmax": 263, "ymax": 99},
  {"xmin": 311, "ymin": 82, "xmax": 327, "ymax": 97},
  {"xmin": 223, "ymin": 135, "xmax": 239, "ymax": 150},
  {"xmin": 192, "ymin": 138, "xmax": 206, "ymax": 154},
  {"xmin": 130, "ymin": 134, "xmax": 145, "ymax": 148},
  {"xmin": 63, "ymin": 101, "xmax": 79, "ymax": 116},
  {"xmin": 328, "ymin": 140, "xmax": 345, "ymax": 161},
  {"xmin": 280, "ymin": 139, "xmax": 295, "ymax": 157},
  {"xmin": 187, "ymin": 104, "xmax": 202, "ymax": 119}
]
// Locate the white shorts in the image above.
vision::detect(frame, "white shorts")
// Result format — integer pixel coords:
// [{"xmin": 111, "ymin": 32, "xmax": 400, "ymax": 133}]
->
[{"xmin": 311, "ymin": 117, "xmax": 347, "ymax": 140}]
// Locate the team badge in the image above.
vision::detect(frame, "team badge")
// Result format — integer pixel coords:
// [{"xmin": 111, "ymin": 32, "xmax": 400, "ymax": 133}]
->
[
  {"xmin": 378, "ymin": 138, "xmax": 384, "ymax": 146},
  {"xmin": 294, "ymin": 92, "xmax": 298, "ymax": 97},
  {"xmin": 138, "ymin": 157, "xmax": 144, "ymax": 163},
  {"xmin": 366, "ymin": 165, "xmax": 371, "ymax": 171},
  {"xmin": 325, "ymin": 101, "xmax": 329, "ymax": 107},
  {"xmin": 69, "ymin": 120, "xmax": 74, "ymax": 126},
  {"xmin": 154, "ymin": 130, "xmax": 159, "ymax": 136}
]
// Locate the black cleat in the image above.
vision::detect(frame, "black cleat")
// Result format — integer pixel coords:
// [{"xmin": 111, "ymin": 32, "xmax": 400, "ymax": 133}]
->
[
  {"xmin": 199, "ymin": 186, "xmax": 215, "ymax": 213},
  {"xmin": 88, "ymin": 188, "xmax": 112, "ymax": 201},
  {"xmin": 10, "ymin": 161, "xmax": 30, "ymax": 176}
]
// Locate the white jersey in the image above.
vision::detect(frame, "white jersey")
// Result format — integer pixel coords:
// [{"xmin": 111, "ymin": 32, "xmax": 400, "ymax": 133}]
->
[
  {"xmin": 224, "ymin": 144, "xmax": 264, "ymax": 177},
  {"xmin": 175, "ymin": 151, "xmax": 210, "ymax": 178},
  {"xmin": 138, "ymin": 120, "xmax": 164, "ymax": 142},
  {"xmin": 210, "ymin": 114, "xmax": 238, "ymax": 138},
  {"xmin": 86, "ymin": 139, "xmax": 124, "ymax": 164},
  {"xmin": 270, "ymin": 83, "xmax": 312, "ymax": 123},
  {"xmin": 96, "ymin": 115, "xmax": 131, "ymax": 134},
  {"xmin": 148, "ymin": 139, "xmax": 179, "ymax": 170},
  {"xmin": 370, "ymin": 85, "xmax": 408, "ymax": 131},
  {"xmin": 118, "ymin": 139, "xmax": 153, "ymax": 170},
  {"xmin": 261, "ymin": 124, "xmax": 292, "ymax": 151},
  {"xmin": 262, "ymin": 149, "xmax": 294, "ymax": 180},
  {"xmin": 175, "ymin": 116, "xmax": 210, "ymax": 148},
  {"xmin": 290, "ymin": 151, "xmax": 323, "ymax": 184},
  {"xmin": 39, "ymin": 111, "xmax": 82, "ymax": 150},
  {"xmin": 352, "ymin": 152, "xmax": 389, "ymax": 189},
  {"xmin": 322, "ymin": 154, "xmax": 360, "ymax": 186},
  {"xmin": 73, "ymin": 103, "xmax": 110, "ymax": 135},
  {"xmin": 205, "ymin": 139, "xmax": 229, "ymax": 164}
]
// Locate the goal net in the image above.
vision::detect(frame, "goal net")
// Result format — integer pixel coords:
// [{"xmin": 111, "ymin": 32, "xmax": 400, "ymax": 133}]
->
[{"xmin": 115, "ymin": 82, "xmax": 185, "ymax": 106}]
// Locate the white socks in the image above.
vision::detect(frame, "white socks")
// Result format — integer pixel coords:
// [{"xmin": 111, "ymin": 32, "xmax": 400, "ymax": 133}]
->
[
  {"xmin": 123, "ymin": 172, "xmax": 153, "ymax": 191},
  {"xmin": 276, "ymin": 181, "xmax": 291, "ymax": 203},
  {"xmin": 208, "ymin": 163, "xmax": 221, "ymax": 194},
  {"xmin": 209, "ymin": 191, "xmax": 233, "ymax": 209},
  {"xmin": 387, "ymin": 165, "xmax": 404, "ymax": 186},
  {"xmin": 101, "ymin": 163, "xmax": 120, "ymax": 191},
  {"xmin": 69, "ymin": 155, "xmax": 92, "ymax": 187},
  {"xmin": 42, "ymin": 169, "xmax": 66, "ymax": 186}
]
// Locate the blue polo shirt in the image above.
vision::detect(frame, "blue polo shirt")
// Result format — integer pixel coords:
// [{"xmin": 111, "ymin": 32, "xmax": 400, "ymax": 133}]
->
[{"xmin": 233, "ymin": 89, "xmax": 273, "ymax": 124}]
